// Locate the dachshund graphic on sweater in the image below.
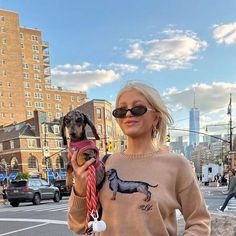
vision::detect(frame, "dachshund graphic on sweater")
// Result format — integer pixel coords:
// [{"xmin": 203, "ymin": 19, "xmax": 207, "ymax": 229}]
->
[{"xmin": 106, "ymin": 169, "xmax": 158, "ymax": 201}]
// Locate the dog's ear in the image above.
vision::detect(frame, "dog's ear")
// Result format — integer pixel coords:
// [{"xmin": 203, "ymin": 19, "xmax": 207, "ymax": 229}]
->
[
  {"xmin": 84, "ymin": 114, "xmax": 100, "ymax": 140},
  {"xmin": 60, "ymin": 116, "xmax": 68, "ymax": 145}
]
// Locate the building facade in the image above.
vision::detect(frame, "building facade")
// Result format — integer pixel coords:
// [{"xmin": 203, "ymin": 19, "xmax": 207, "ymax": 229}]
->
[
  {"xmin": 0, "ymin": 110, "xmax": 67, "ymax": 183},
  {"xmin": 0, "ymin": 9, "xmax": 87, "ymax": 126}
]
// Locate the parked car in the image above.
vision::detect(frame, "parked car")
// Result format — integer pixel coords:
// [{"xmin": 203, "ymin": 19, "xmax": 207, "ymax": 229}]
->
[
  {"xmin": 6, "ymin": 178, "xmax": 60, "ymax": 207},
  {"xmin": 53, "ymin": 179, "xmax": 71, "ymax": 199}
]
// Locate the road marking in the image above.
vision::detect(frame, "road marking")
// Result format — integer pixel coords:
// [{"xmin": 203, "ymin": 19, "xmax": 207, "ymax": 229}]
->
[
  {"xmin": 0, "ymin": 218, "xmax": 67, "ymax": 225},
  {"xmin": 0, "ymin": 222, "xmax": 49, "ymax": 236}
]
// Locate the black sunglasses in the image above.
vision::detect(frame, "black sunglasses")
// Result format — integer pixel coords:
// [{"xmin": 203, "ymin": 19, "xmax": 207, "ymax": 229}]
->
[{"xmin": 112, "ymin": 105, "xmax": 154, "ymax": 118}]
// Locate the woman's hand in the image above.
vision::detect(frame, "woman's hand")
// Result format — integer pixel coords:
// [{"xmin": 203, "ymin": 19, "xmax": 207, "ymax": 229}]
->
[{"xmin": 71, "ymin": 150, "xmax": 96, "ymax": 197}]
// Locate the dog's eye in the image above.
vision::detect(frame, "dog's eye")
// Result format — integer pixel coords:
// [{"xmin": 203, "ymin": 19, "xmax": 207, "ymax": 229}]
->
[
  {"xmin": 75, "ymin": 117, "xmax": 83, "ymax": 124},
  {"xmin": 64, "ymin": 118, "xmax": 71, "ymax": 125}
]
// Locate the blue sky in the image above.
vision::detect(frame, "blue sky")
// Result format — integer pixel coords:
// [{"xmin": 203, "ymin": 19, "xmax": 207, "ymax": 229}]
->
[{"xmin": 1, "ymin": 0, "xmax": 236, "ymax": 139}]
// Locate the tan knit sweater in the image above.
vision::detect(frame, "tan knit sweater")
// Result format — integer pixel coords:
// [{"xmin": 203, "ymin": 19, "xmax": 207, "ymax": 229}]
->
[{"xmin": 67, "ymin": 151, "xmax": 210, "ymax": 235}]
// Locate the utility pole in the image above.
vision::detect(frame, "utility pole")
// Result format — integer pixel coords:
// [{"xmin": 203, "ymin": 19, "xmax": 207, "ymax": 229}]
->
[{"xmin": 227, "ymin": 93, "xmax": 232, "ymax": 152}]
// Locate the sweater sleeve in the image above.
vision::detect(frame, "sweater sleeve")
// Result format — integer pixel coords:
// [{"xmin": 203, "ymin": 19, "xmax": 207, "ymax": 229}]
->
[
  {"xmin": 67, "ymin": 187, "xmax": 87, "ymax": 234},
  {"xmin": 176, "ymin": 159, "xmax": 210, "ymax": 235}
]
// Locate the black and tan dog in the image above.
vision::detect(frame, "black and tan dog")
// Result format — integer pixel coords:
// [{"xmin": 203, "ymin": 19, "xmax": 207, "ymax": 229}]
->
[{"xmin": 60, "ymin": 108, "xmax": 105, "ymax": 188}]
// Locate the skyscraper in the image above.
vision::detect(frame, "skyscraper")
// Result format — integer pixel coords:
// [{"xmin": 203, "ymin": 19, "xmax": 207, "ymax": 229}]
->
[{"xmin": 189, "ymin": 90, "xmax": 200, "ymax": 146}]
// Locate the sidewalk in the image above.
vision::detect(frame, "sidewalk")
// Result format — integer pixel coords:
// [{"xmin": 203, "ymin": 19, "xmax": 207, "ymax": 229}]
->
[{"xmin": 177, "ymin": 212, "xmax": 236, "ymax": 236}]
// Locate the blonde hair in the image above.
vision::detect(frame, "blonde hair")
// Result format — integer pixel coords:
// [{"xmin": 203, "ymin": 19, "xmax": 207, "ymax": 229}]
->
[{"xmin": 115, "ymin": 81, "xmax": 173, "ymax": 145}]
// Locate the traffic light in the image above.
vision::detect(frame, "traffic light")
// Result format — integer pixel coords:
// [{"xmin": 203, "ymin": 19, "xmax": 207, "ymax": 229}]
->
[{"xmin": 105, "ymin": 140, "xmax": 113, "ymax": 152}]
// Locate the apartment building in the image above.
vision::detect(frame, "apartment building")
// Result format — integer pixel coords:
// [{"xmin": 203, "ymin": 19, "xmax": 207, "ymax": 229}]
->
[{"xmin": 0, "ymin": 9, "xmax": 87, "ymax": 126}]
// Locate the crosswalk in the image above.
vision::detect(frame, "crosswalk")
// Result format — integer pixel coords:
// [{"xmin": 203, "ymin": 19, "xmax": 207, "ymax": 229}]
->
[
  {"xmin": 225, "ymin": 199, "xmax": 236, "ymax": 212},
  {"xmin": 0, "ymin": 202, "xmax": 68, "ymax": 213}
]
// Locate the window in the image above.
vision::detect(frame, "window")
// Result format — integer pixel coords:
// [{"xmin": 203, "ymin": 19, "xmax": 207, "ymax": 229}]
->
[
  {"xmin": 24, "ymin": 91, "xmax": 31, "ymax": 98},
  {"xmin": 46, "ymin": 94, "xmax": 51, "ymax": 99},
  {"xmin": 7, "ymin": 92, "xmax": 11, "ymax": 98},
  {"xmin": 105, "ymin": 109, "xmax": 111, "ymax": 119},
  {"xmin": 55, "ymin": 103, "xmax": 61, "ymax": 110},
  {"xmin": 97, "ymin": 124, "xmax": 102, "ymax": 135},
  {"xmin": 96, "ymin": 108, "xmax": 102, "ymax": 119},
  {"xmin": 34, "ymin": 92, "xmax": 43, "ymax": 98},
  {"xmin": 0, "ymin": 143, "xmax": 3, "ymax": 151},
  {"xmin": 9, "ymin": 102, "xmax": 13, "ymax": 108},
  {"xmin": 35, "ymin": 83, "xmax": 42, "ymax": 90},
  {"xmin": 10, "ymin": 140, "xmax": 14, "ymax": 149},
  {"xmin": 23, "ymin": 72, "xmax": 29, "ymax": 78},
  {"xmin": 2, "ymin": 59, "xmax": 6, "ymax": 65},
  {"xmin": 53, "ymin": 126, "xmax": 60, "ymax": 134},
  {"xmin": 26, "ymin": 110, "xmax": 33, "ymax": 117},
  {"xmin": 21, "ymin": 43, "xmax": 24, "ymax": 49},
  {"xmin": 56, "ymin": 112, "xmax": 63, "ymax": 119},
  {"xmin": 35, "ymin": 101, "xmax": 44, "ymax": 108},
  {"xmin": 0, "ymin": 81, "xmax": 2, "ymax": 86},
  {"xmin": 28, "ymin": 155, "xmax": 37, "ymax": 168},
  {"xmin": 55, "ymin": 94, "xmax": 61, "ymax": 100},
  {"xmin": 27, "ymin": 139, "xmax": 36, "ymax": 148},
  {"xmin": 2, "ymin": 38, "xmax": 7, "ymax": 44},
  {"xmin": 32, "ymin": 45, "xmax": 39, "ymax": 51},
  {"xmin": 71, "ymin": 96, "xmax": 75, "ymax": 102},
  {"xmin": 20, "ymin": 33, "xmax": 23, "ymax": 39},
  {"xmin": 31, "ymin": 35, "xmax": 38, "ymax": 41},
  {"xmin": 6, "ymin": 82, "xmax": 10, "ymax": 87},
  {"xmin": 1, "ymin": 49, "xmax": 5, "ymax": 54},
  {"xmin": 1, "ymin": 27, "xmax": 6, "ymax": 33},
  {"xmin": 2, "ymin": 70, "xmax": 6, "ymax": 76},
  {"xmin": 0, "ymin": 16, "xmax": 4, "ymax": 21},
  {"xmin": 25, "ymin": 101, "xmax": 32, "ymax": 107},
  {"xmin": 22, "ymin": 63, "xmax": 28, "ymax": 69},
  {"xmin": 33, "ymin": 54, "xmax": 39, "ymax": 60},
  {"xmin": 56, "ymin": 156, "xmax": 65, "ymax": 169},
  {"xmin": 47, "ymin": 103, "xmax": 51, "ymax": 109},
  {"xmin": 24, "ymin": 82, "xmax": 30, "ymax": 88},
  {"xmin": 34, "ymin": 73, "xmax": 40, "ymax": 80},
  {"xmin": 33, "ymin": 64, "xmax": 40, "ymax": 70},
  {"xmin": 55, "ymin": 140, "xmax": 62, "ymax": 148}
]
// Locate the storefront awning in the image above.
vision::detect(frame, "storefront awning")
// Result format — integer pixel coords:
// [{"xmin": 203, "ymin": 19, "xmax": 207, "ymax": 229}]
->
[
  {"xmin": 46, "ymin": 170, "xmax": 55, "ymax": 180},
  {"xmin": 8, "ymin": 171, "xmax": 18, "ymax": 180},
  {"xmin": 56, "ymin": 170, "xmax": 66, "ymax": 179},
  {"xmin": 0, "ymin": 173, "xmax": 5, "ymax": 181}
]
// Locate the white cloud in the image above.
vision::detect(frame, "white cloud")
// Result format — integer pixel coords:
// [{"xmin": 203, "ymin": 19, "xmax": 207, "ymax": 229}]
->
[
  {"xmin": 109, "ymin": 63, "xmax": 138, "ymax": 72},
  {"xmin": 213, "ymin": 22, "xmax": 236, "ymax": 44},
  {"xmin": 125, "ymin": 28, "xmax": 207, "ymax": 71},
  {"xmin": 164, "ymin": 82, "xmax": 236, "ymax": 133},
  {"xmin": 126, "ymin": 43, "xmax": 143, "ymax": 59},
  {"xmin": 163, "ymin": 82, "xmax": 236, "ymax": 113},
  {"xmin": 51, "ymin": 63, "xmax": 119, "ymax": 91}
]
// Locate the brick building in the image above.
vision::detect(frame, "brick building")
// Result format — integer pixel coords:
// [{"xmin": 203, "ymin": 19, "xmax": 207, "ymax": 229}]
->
[
  {"xmin": 0, "ymin": 9, "xmax": 87, "ymax": 126},
  {"xmin": 0, "ymin": 110, "xmax": 68, "ymax": 183}
]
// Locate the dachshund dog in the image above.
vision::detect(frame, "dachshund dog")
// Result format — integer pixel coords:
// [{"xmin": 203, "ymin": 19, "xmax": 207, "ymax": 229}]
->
[
  {"xmin": 106, "ymin": 169, "xmax": 158, "ymax": 201},
  {"xmin": 60, "ymin": 108, "xmax": 105, "ymax": 187}
]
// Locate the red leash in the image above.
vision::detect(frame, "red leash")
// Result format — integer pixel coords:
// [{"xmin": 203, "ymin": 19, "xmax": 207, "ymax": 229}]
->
[{"xmin": 68, "ymin": 140, "xmax": 101, "ymax": 235}]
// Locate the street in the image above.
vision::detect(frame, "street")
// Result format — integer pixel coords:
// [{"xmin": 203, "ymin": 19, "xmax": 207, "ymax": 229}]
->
[
  {"xmin": 0, "ymin": 186, "xmax": 235, "ymax": 235},
  {"xmin": 0, "ymin": 198, "xmax": 72, "ymax": 236}
]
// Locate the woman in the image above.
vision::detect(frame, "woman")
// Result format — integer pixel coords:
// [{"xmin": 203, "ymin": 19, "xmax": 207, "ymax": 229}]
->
[{"xmin": 67, "ymin": 81, "xmax": 210, "ymax": 235}]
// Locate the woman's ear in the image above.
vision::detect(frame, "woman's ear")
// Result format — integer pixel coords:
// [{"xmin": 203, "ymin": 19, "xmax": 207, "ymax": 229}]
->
[{"xmin": 154, "ymin": 112, "xmax": 160, "ymax": 129}]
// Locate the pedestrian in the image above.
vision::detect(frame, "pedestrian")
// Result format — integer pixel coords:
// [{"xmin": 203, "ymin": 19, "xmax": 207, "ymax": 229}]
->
[
  {"xmin": 67, "ymin": 81, "xmax": 210, "ymax": 235},
  {"xmin": 0, "ymin": 184, "xmax": 7, "ymax": 205},
  {"xmin": 218, "ymin": 169, "xmax": 236, "ymax": 212}
]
